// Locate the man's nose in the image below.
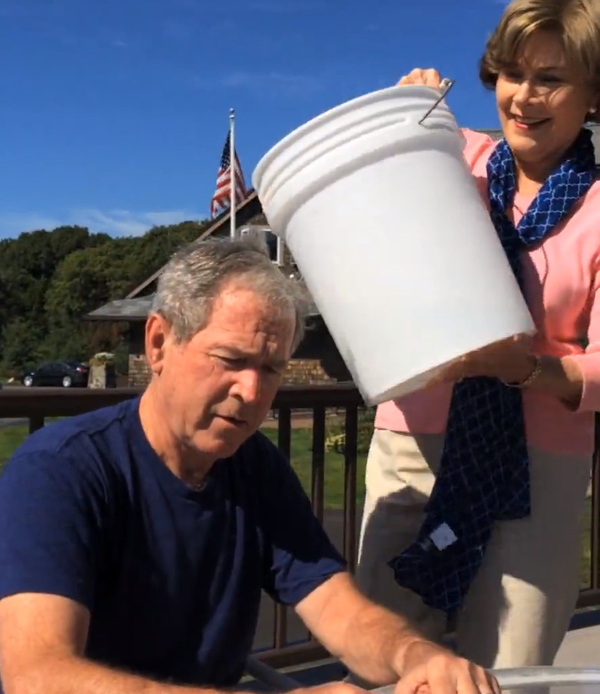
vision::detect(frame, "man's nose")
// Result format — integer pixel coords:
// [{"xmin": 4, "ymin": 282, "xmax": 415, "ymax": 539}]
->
[{"xmin": 233, "ymin": 369, "xmax": 262, "ymax": 404}]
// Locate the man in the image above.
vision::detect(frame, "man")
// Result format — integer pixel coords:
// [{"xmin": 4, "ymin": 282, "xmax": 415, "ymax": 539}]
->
[{"xmin": 0, "ymin": 239, "xmax": 497, "ymax": 694}]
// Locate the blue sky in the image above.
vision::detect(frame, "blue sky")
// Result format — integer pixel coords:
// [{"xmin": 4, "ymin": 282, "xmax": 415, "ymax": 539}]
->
[{"xmin": 0, "ymin": 0, "xmax": 507, "ymax": 239}]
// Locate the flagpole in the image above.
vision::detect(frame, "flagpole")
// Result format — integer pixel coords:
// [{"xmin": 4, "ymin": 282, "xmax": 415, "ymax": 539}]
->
[{"xmin": 229, "ymin": 108, "xmax": 236, "ymax": 240}]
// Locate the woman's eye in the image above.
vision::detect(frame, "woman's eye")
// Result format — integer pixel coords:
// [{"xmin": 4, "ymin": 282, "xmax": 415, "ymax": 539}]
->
[{"xmin": 503, "ymin": 69, "xmax": 522, "ymax": 82}]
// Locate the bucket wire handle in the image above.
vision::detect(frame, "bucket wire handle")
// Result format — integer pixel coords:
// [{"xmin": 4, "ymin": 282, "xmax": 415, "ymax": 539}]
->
[{"xmin": 418, "ymin": 77, "xmax": 455, "ymax": 125}]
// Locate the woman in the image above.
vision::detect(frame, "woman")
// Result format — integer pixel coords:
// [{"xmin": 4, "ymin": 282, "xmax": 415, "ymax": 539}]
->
[{"xmin": 356, "ymin": 0, "xmax": 600, "ymax": 673}]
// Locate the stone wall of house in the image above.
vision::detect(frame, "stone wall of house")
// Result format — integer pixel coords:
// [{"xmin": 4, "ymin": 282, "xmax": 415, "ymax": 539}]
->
[
  {"xmin": 125, "ymin": 317, "xmax": 340, "ymax": 388},
  {"xmin": 126, "ymin": 354, "xmax": 336, "ymax": 388},
  {"xmin": 282, "ymin": 359, "xmax": 336, "ymax": 385},
  {"xmin": 128, "ymin": 354, "xmax": 152, "ymax": 387},
  {"xmin": 127, "ymin": 323, "xmax": 150, "ymax": 387}
]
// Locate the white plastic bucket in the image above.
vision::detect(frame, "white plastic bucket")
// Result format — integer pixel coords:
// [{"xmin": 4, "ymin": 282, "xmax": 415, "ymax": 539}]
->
[{"xmin": 252, "ymin": 86, "xmax": 535, "ymax": 405}]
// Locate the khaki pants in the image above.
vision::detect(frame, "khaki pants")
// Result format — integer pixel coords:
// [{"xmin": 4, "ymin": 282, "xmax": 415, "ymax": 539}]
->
[{"xmin": 356, "ymin": 429, "xmax": 592, "ymax": 669}]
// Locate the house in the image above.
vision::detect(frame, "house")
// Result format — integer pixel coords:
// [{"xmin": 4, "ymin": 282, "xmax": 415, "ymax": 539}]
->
[
  {"xmin": 87, "ymin": 192, "xmax": 350, "ymax": 387},
  {"xmin": 88, "ymin": 124, "xmax": 600, "ymax": 387}
]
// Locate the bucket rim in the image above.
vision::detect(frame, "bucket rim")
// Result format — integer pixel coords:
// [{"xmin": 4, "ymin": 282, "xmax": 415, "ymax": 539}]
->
[{"xmin": 252, "ymin": 84, "xmax": 446, "ymax": 191}]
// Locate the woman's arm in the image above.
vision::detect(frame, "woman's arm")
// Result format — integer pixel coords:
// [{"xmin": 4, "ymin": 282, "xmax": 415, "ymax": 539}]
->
[{"xmin": 529, "ymin": 254, "xmax": 600, "ymax": 411}]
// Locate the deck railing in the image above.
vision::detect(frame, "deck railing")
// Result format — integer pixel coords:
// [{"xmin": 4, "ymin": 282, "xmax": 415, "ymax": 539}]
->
[{"xmin": 0, "ymin": 386, "xmax": 598, "ymax": 669}]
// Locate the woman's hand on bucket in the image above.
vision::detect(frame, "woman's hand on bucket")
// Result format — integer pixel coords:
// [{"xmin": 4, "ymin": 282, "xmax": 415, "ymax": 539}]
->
[
  {"xmin": 396, "ymin": 68, "xmax": 443, "ymax": 89},
  {"xmin": 430, "ymin": 334, "xmax": 538, "ymax": 386}
]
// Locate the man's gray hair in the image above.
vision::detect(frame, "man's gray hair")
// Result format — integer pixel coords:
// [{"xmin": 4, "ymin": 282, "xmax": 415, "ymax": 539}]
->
[{"xmin": 151, "ymin": 236, "xmax": 309, "ymax": 351}]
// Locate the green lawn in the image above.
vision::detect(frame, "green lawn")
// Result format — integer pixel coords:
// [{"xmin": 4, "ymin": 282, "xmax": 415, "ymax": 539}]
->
[
  {"xmin": 0, "ymin": 418, "xmax": 62, "ymax": 470},
  {"xmin": 0, "ymin": 422, "xmax": 594, "ymax": 588},
  {"xmin": 260, "ymin": 427, "xmax": 367, "ymax": 510},
  {"xmin": 0, "ymin": 424, "xmax": 33, "ymax": 468}
]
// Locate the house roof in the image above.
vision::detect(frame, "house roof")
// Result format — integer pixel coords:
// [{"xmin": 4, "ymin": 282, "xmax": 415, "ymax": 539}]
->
[
  {"xmin": 87, "ymin": 297, "xmax": 154, "ymax": 322},
  {"xmin": 87, "ymin": 281, "xmax": 321, "ymax": 322},
  {"xmin": 124, "ymin": 190, "xmax": 261, "ymax": 300}
]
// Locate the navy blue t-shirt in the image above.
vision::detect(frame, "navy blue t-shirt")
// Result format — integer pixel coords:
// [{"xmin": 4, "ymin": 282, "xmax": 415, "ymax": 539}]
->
[{"xmin": 0, "ymin": 397, "xmax": 345, "ymax": 687}]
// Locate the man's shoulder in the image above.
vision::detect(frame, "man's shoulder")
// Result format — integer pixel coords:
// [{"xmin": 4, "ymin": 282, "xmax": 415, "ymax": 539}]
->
[
  {"xmin": 10, "ymin": 397, "xmax": 140, "ymax": 474},
  {"xmin": 0, "ymin": 399, "xmax": 142, "ymax": 610}
]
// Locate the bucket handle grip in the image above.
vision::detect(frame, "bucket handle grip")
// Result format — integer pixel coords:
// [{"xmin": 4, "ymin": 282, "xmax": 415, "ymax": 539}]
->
[{"xmin": 418, "ymin": 78, "xmax": 455, "ymax": 125}]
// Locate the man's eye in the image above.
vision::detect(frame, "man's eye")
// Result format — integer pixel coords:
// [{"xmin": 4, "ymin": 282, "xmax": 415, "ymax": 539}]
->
[
  {"xmin": 262, "ymin": 364, "xmax": 282, "ymax": 375},
  {"xmin": 218, "ymin": 356, "xmax": 243, "ymax": 366}
]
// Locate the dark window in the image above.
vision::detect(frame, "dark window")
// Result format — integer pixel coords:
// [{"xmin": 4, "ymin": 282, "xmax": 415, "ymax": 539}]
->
[{"xmin": 265, "ymin": 232, "xmax": 278, "ymax": 262}]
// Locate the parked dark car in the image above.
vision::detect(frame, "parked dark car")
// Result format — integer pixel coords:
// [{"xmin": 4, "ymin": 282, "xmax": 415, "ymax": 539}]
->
[{"xmin": 21, "ymin": 361, "xmax": 90, "ymax": 388}]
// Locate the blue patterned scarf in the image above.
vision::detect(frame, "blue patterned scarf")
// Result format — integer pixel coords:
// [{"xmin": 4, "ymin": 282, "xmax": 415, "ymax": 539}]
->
[{"xmin": 389, "ymin": 128, "xmax": 596, "ymax": 615}]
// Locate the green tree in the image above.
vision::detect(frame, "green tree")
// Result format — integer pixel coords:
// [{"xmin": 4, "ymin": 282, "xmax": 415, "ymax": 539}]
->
[
  {"xmin": 45, "ymin": 238, "xmax": 137, "ymax": 325},
  {"xmin": 36, "ymin": 322, "xmax": 90, "ymax": 363},
  {"xmin": 0, "ymin": 219, "xmax": 212, "ymax": 374},
  {"xmin": 125, "ymin": 221, "xmax": 210, "ymax": 289},
  {"xmin": 0, "ymin": 318, "xmax": 44, "ymax": 375}
]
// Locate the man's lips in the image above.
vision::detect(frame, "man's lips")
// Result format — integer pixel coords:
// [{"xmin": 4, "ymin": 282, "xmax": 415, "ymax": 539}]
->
[{"xmin": 215, "ymin": 414, "xmax": 247, "ymax": 425}]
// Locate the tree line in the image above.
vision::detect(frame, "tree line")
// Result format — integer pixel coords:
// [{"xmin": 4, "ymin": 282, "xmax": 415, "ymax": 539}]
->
[{"xmin": 0, "ymin": 220, "xmax": 214, "ymax": 376}]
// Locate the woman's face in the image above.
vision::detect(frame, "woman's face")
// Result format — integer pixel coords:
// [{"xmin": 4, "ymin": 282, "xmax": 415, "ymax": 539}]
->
[{"xmin": 496, "ymin": 30, "xmax": 597, "ymax": 173}]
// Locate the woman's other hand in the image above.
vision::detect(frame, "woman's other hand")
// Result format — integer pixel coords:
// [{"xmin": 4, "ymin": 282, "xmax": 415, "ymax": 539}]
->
[{"xmin": 396, "ymin": 68, "xmax": 443, "ymax": 89}]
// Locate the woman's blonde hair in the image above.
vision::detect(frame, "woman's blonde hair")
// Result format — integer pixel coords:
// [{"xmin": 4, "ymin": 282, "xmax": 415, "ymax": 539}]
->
[{"xmin": 479, "ymin": 0, "xmax": 600, "ymax": 121}]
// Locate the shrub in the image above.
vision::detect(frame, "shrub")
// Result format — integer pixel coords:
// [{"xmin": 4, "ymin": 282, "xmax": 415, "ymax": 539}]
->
[
  {"xmin": 89, "ymin": 351, "xmax": 115, "ymax": 367},
  {"xmin": 325, "ymin": 406, "xmax": 375, "ymax": 455}
]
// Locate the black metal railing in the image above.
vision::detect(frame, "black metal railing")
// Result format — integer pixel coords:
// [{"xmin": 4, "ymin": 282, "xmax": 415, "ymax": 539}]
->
[{"xmin": 0, "ymin": 387, "xmax": 598, "ymax": 669}]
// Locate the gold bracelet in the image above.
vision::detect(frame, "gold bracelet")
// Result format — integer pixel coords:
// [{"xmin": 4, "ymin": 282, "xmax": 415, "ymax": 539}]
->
[{"xmin": 501, "ymin": 356, "xmax": 543, "ymax": 389}]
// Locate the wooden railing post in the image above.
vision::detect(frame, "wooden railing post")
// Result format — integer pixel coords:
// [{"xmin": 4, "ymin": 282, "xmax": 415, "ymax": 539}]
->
[{"xmin": 28, "ymin": 416, "xmax": 45, "ymax": 434}]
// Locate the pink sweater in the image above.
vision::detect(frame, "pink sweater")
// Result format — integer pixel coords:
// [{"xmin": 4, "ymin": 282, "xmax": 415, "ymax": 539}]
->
[{"xmin": 375, "ymin": 129, "xmax": 600, "ymax": 457}]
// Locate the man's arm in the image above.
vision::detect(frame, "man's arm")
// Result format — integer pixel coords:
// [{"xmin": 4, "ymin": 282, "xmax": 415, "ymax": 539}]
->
[
  {"xmin": 296, "ymin": 572, "xmax": 498, "ymax": 694},
  {"xmin": 0, "ymin": 593, "xmax": 235, "ymax": 694},
  {"xmin": 0, "ymin": 449, "xmax": 242, "ymax": 694},
  {"xmin": 253, "ymin": 438, "xmax": 497, "ymax": 694},
  {"xmin": 0, "ymin": 593, "xmax": 196, "ymax": 694},
  {"xmin": 0, "ymin": 593, "xmax": 368, "ymax": 694},
  {"xmin": 295, "ymin": 572, "xmax": 422, "ymax": 684}
]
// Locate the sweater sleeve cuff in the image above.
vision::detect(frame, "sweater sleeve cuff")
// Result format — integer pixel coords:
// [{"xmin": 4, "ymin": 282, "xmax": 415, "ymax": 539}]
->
[{"xmin": 564, "ymin": 353, "xmax": 600, "ymax": 413}]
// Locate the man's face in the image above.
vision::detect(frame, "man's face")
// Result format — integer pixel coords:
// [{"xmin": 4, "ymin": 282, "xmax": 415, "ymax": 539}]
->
[{"xmin": 146, "ymin": 281, "xmax": 295, "ymax": 462}]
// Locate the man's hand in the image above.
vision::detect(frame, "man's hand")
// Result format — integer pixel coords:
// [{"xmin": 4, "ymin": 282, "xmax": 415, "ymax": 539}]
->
[
  {"xmin": 395, "ymin": 640, "xmax": 500, "ymax": 694},
  {"xmin": 296, "ymin": 573, "xmax": 499, "ymax": 694},
  {"xmin": 291, "ymin": 684, "xmax": 366, "ymax": 694}
]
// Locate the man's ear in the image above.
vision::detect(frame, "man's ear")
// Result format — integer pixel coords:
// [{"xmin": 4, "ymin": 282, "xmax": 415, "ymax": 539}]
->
[{"xmin": 145, "ymin": 313, "xmax": 173, "ymax": 375}]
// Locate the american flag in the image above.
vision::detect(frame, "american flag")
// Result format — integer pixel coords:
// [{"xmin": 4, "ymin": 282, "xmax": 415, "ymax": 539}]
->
[{"xmin": 210, "ymin": 132, "xmax": 247, "ymax": 218}]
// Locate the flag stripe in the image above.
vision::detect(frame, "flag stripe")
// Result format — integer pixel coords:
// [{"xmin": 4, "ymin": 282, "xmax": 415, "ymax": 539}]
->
[{"xmin": 210, "ymin": 133, "xmax": 248, "ymax": 218}]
